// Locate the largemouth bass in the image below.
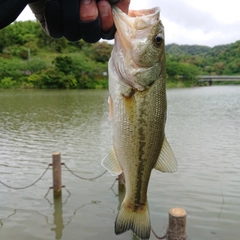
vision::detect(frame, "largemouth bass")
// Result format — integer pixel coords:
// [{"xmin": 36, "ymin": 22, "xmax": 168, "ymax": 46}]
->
[{"xmin": 102, "ymin": 6, "xmax": 177, "ymax": 240}]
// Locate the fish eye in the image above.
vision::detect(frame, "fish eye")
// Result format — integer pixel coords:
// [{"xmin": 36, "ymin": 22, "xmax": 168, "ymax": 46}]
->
[{"xmin": 154, "ymin": 34, "xmax": 163, "ymax": 46}]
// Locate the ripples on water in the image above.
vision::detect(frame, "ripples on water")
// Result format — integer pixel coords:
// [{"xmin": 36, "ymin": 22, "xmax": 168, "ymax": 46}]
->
[{"xmin": 0, "ymin": 87, "xmax": 239, "ymax": 240}]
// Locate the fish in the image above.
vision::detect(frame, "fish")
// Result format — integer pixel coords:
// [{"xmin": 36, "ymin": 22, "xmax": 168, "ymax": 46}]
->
[{"xmin": 101, "ymin": 6, "xmax": 177, "ymax": 240}]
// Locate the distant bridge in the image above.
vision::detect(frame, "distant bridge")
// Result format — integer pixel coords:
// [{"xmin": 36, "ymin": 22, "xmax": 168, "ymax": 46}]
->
[{"xmin": 197, "ymin": 75, "xmax": 240, "ymax": 85}]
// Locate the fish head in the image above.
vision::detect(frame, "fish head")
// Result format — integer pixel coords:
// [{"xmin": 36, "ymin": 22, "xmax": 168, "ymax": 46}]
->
[{"xmin": 112, "ymin": 6, "xmax": 165, "ymax": 91}]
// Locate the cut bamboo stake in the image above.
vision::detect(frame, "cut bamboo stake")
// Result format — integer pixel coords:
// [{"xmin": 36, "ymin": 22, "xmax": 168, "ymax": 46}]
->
[
  {"xmin": 166, "ymin": 208, "xmax": 187, "ymax": 240},
  {"xmin": 52, "ymin": 152, "xmax": 62, "ymax": 198}
]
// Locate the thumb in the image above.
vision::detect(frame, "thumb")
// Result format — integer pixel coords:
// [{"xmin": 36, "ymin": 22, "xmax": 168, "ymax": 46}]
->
[{"xmin": 116, "ymin": 0, "xmax": 130, "ymax": 14}]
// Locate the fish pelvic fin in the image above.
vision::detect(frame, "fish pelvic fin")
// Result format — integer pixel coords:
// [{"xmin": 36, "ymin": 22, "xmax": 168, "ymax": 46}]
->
[
  {"xmin": 115, "ymin": 200, "xmax": 151, "ymax": 240},
  {"xmin": 101, "ymin": 148, "xmax": 122, "ymax": 176},
  {"xmin": 154, "ymin": 135, "xmax": 177, "ymax": 173}
]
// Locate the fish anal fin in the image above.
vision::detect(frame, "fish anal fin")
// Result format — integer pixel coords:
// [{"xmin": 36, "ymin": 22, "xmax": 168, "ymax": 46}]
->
[
  {"xmin": 101, "ymin": 148, "xmax": 122, "ymax": 176},
  {"xmin": 154, "ymin": 135, "xmax": 177, "ymax": 173},
  {"xmin": 115, "ymin": 200, "xmax": 150, "ymax": 240}
]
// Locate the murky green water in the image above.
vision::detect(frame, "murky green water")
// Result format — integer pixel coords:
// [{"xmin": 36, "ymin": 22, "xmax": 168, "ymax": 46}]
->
[{"xmin": 0, "ymin": 86, "xmax": 239, "ymax": 240}]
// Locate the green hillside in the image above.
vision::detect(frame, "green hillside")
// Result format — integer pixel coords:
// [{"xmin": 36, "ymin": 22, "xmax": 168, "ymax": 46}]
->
[
  {"xmin": 166, "ymin": 41, "xmax": 240, "ymax": 75},
  {"xmin": 166, "ymin": 44, "xmax": 211, "ymax": 55},
  {"xmin": 0, "ymin": 20, "xmax": 239, "ymax": 89}
]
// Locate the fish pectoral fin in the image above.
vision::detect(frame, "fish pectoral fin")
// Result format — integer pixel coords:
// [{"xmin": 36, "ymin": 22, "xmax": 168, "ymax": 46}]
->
[
  {"xmin": 154, "ymin": 135, "xmax": 177, "ymax": 173},
  {"xmin": 101, "ymin": 148, "xmax": 122, "ymax": 176}
]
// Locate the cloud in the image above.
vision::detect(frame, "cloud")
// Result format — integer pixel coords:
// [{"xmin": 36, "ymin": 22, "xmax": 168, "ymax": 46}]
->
[
  {"xmin": 149, "ymin": 0, "xmax": 240, "ymax": 46},
  {"xmin": 160, "ymin": 1, "xmax": 219, "ymax": 32},
  {"xmin": 18, "ymin": 0, "xmax": 240, "ymax": 47}
]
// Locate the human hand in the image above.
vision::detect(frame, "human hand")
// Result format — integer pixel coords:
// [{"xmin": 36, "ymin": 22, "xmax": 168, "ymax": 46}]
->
[
  {"xmin": 0, "ymin": 0, "xmax": 29, "ymax": 29},
  {"xmin": 29, "ymin": 0, "xmax": 130, "ymax": 43}
]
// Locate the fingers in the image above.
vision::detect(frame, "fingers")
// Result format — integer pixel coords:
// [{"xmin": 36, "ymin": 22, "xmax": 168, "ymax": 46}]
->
[
  {"xmin": 79, "ymin": 0, "xmax": 101, "ymax": 43},
  {"xmin": 97, "ymin": 0, "xmax": 130, "ymax": 40},
  {"xmin": 62, "ymin": 0, "xmax": 82, "ymax": 41},
  {"xmin": 42, "ymin": 0, "xmax": 131, "ymax": 42},
  {"xmin": 80, "ymin": 0, "xmax": 115, "ymax": 41},
  {"xmin": 98, "ymin": 0, "xmax": 113, "ymax": 33},
  {"xmin": 44, "ymin": 0, "xmax": 63, "ymax": 38},
  {"xmin": 44, "ymin": 0, "xmax": 82, "ymax": 41},
  {"xmin": 97, "ymin": 0, "xmax": 130, "ymax": 32},
  {"xmin": 80, "ymin": 0, "xmax": 98, "ymax": 21}
]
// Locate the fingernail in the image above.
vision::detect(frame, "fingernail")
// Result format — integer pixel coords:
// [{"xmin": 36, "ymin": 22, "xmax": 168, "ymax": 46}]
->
[
  {"xmin": 101, "ymin": 6, "xmax": 109, "ymax": 17},
  {"xmin": 82, "ymin": 0, "xmax": 91, "ymax": 4},
  {"xmin": 99, "ymin": 1, "xmax": 109, "ymax": 17}
]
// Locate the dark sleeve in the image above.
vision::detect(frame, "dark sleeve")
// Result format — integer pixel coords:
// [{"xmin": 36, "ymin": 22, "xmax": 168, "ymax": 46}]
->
[{"xmin": 0, "ymin": 0, "xmax": 29, "ymax": 29}]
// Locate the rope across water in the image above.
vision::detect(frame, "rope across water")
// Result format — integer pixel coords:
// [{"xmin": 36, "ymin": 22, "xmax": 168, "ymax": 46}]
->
[{"xmin": 0, "ymin": 163, "xmax": 107, "ymax": 189}]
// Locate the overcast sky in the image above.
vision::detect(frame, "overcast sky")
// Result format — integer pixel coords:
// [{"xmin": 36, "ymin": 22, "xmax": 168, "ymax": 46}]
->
[{"xmin": 17, "ymin": 0, "xmax": 240, "ymax": 47}]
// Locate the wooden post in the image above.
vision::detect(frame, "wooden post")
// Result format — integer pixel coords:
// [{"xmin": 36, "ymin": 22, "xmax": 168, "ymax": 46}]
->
[
  {"xmin": 52, "ymin": 152, "xmax": 62, "ymax": 198},
  {"xmin": 118, "ymin": 172, "xmax": 125, "ymax": 192},
  {"xmin": 166, "ymin": 208, "xmax": 187, "ymax": 240}
]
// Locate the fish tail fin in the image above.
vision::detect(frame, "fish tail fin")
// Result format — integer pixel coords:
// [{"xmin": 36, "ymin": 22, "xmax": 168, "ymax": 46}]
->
[{"xmin": 115, "ymin": 200, "xmax": 151, "ymax": 240}]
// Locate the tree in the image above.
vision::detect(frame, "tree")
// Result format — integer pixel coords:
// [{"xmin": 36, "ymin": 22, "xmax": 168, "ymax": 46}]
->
[
  {"xmin": 91, "ymin": 41, "xmax": 112, "ymax": 62},
  {"xmin": 52, "ymin": 56, "xmax": 73, "ymax": 75},
  {"xmin": 166, "ymin": 58, "xmax": 201, "ymax": 81},
  {"xmin": 0, "ymin": 28, "xmax": 8, "ymax": 52}
]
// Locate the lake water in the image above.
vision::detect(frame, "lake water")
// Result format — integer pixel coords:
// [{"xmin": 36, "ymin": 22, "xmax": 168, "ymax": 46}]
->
[{"xmin": 0, "ymin": 86, "xmax": 239, "ymax": 240}]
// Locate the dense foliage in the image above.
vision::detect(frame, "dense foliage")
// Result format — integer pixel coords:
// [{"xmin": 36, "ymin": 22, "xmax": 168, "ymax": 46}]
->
[
  {"xmin": 166, "ymin": 43, "xmax": 240, "ymax": 76},
  {"xmin": 0, "ymin": 20, "xmax": 239, "ymax": 89}
]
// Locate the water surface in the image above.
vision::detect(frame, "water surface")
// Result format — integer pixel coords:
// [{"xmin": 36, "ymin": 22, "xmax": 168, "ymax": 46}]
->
[{"xmin": 0, "ymin": 86, "xmax": 239, "ymax": 240}]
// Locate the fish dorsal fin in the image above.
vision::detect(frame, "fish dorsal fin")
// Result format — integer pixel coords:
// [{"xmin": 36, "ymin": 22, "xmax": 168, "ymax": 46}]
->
[
  {"xmin": 154, "ymin": 136, "xmax": 177, "ymax": 173},
  {"xmin": 101, "ymin": 148, "xmax": 122, "ymax": 176}
]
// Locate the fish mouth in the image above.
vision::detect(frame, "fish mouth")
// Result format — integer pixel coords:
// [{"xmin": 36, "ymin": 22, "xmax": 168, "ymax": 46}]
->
[
  {"xmin": 112, "ymin": 6, "xmax": 160, "ymax": 49},
  {"xmin": 128, "ymin": 8, "xmax": 160, "ymax": 18},
  {"xmin": 112, "ymin": 6, "xmax": 161, "ymax": 91}
]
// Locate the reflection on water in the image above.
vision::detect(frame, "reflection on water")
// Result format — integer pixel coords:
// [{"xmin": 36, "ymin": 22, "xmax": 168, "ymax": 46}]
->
[
  {"xmin": 0, "ymin": 87, "xmax": 240, "ymax": 240},
  {"xmin": 52, "ymin": 197, "xmax": 64, "ymax": 240}
]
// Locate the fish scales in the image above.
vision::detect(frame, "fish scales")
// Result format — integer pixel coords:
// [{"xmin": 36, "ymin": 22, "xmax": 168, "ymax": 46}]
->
[
  {"xmin": 116, "ymin": 81, "xmax": 166, "ymax": 206},
  {"xmin": 101, "ymin": 6, "xmax": 177, "ymax": 240}
]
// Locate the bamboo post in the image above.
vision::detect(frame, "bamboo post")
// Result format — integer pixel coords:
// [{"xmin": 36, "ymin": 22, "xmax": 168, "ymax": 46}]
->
[
  {"xmin": 52, "ymin": 152, "xmax": 62, "ymax": 198},
  {"xmin": 166, "ymin": 208, "xmax": 187, "ymax": 240},
  {"xmin": 118, "ymin": 172, "xmax": 125, "ymax": 192}
]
